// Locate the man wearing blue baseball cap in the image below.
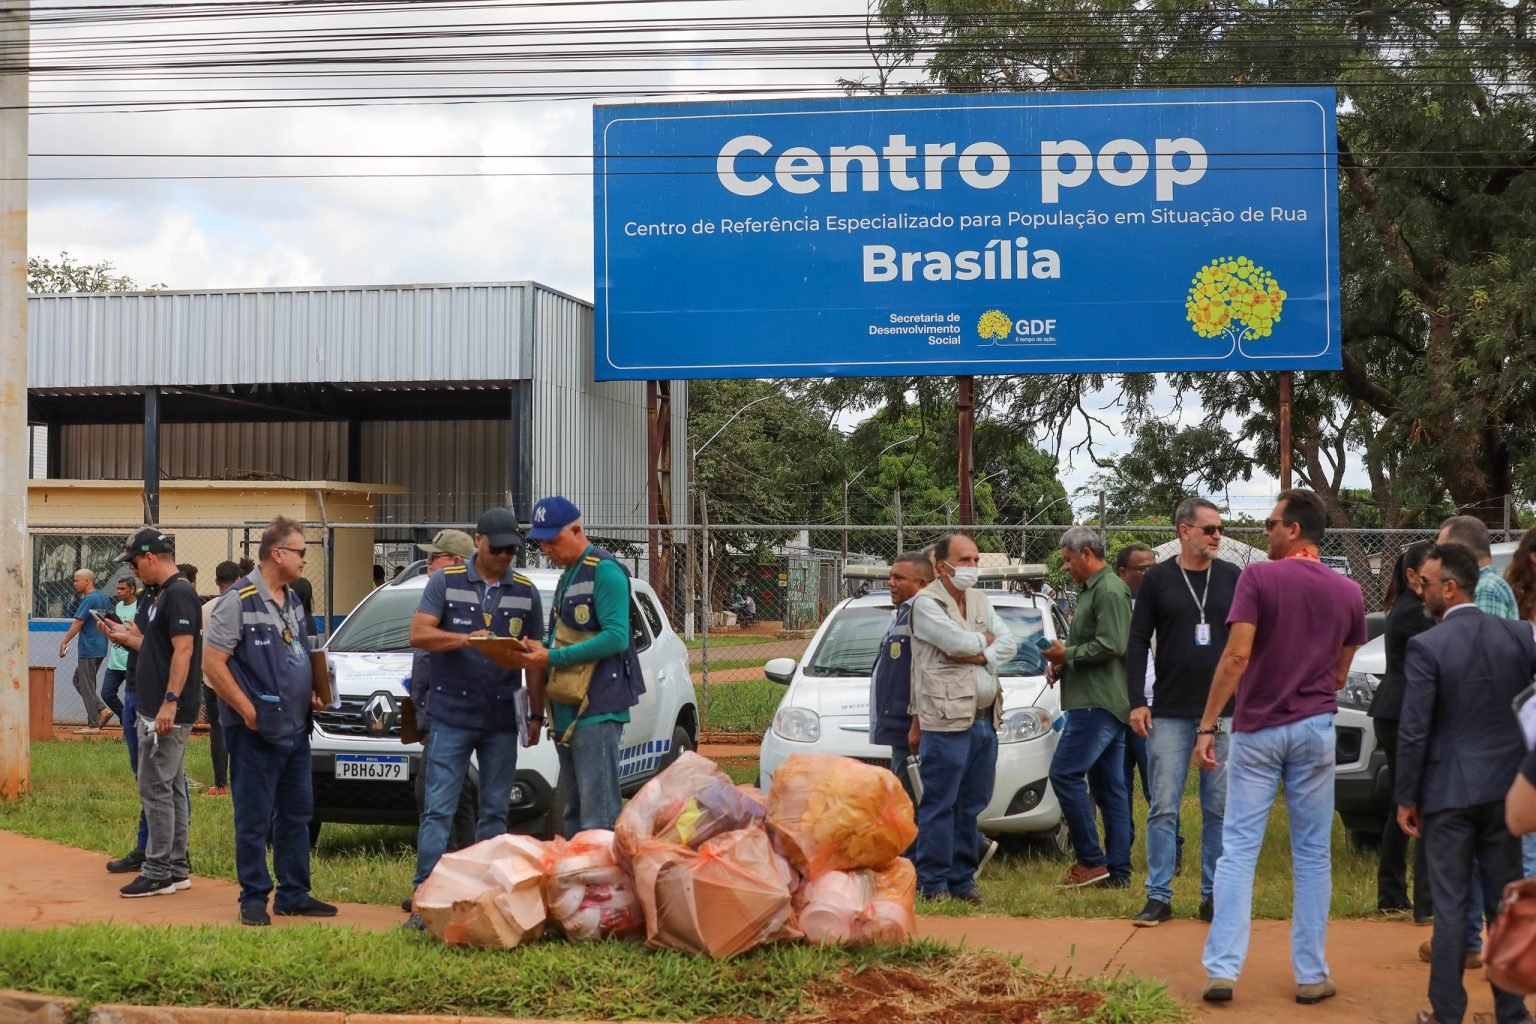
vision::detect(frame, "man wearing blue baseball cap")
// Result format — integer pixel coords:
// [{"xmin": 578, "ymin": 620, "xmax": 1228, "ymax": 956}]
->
[{"xmin": 513, "ymin": 496, "xmax": 645, "ymax": 836}]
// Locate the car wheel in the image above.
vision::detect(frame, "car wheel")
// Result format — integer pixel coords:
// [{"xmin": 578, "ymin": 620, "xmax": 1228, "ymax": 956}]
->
[
  {"xmin": 307, "ymin": 819, "xmax": 322, "ymax": 849},
  {"xmin": 1052, "ymin": 820, "xmax": 1072, "ymax": 857},
  {"xmin": 660, "ymin": 721, "xmax": 696, "ymax": 771},
  {"xmin": 1346, "ymin": 828, "xmax": 1382, "ymax": 851}
]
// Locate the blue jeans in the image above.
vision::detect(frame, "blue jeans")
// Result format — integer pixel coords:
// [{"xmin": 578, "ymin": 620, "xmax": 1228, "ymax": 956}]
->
[
  {"xmin": 100, "ymin": 668, "xmax": 127, "ymax": 723},
  {"xmin": 915, "ymin": 720, "xmax": 997, "ymax": 896},
  {"xmin": 1050, "ymin": 708, "xmax": 1131, "ymax": 878},
  {"xmin": 555, "ymin": 719, "xmax": 624, "ymax": 837},
  {"xmin": 122, "ymin": 689, "xmax": 148, "ymax": 853},
  {"xmin": 1522, "ymin": 834, "xmax": 1536, "ymax": 879},
  {"xmin": 1146, "ymin": 716, "xmax": 1227, "ymax": 903},
  {"xmin": 226, "ymin": 725, "xmax": 313, "ymax": 909},
  {"xmin": 413, "ymin": 722, "xmax": 519, "ymax": 887},
  {"xmin": 1203, "ymin": 712, "xmax": 1334, "ymax": 984}
]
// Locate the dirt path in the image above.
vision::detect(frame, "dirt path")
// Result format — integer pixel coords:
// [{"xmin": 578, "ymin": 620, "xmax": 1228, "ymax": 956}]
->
[{"xmin": 0, "ymin": 830, "xmax": 1500, "ymax": 1023}]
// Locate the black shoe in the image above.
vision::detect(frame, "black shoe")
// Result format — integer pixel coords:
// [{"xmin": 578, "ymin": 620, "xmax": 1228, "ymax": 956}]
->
[
  {"xmin": 1198, "ymin": 898, "xmax": 1214, "ymax": 922},
  {"xmin": 170, "ymin": 875, "xmax": 190, "ymax": 891},
  {"xmin": 240, "ymin": 903, "xmax": 271, "ymax": 927},
  {"xmin": 401, "ymin": 896, "xmax": 414, "ymax": 913},
  {"xmin": 950, "ymin": 888, "xmax": 984, "ymax": 905},
  {"xmin": 274, "ymin": 896, "xmax": 338, "ymax": 917},
  {"xmin": 403, "ymin": 913, "xmax": 426, "ymax": 931},
  {"xmin": 119, "ymin": 874, "xmax": 177, "ymax": 898},
  {"xmin": 1132, "ymin": 898, "xmax": 1172, "ymax": 927},
  {"xmin": 1104, "ymin": 875, "xmax": 1132, "ymax": 889},
  {"xmin": 106, "ymin": 849, "xmax": 145, "ymax": 874},
  {"xmin": 1378, "ymin": 899, "xmax": 1412, "ymax": 913}
]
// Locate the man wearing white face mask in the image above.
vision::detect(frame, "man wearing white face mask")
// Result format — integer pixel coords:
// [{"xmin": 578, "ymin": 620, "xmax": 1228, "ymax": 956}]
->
[{"xmin": 908, "ymin": 533, "xmax": 1016, "ymax": 903}]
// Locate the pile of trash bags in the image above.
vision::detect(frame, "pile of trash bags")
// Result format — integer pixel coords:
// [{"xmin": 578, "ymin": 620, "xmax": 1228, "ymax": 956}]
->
[{"xmin": 411, "ymin": 751, "xmax": 919, "ymax": 956}]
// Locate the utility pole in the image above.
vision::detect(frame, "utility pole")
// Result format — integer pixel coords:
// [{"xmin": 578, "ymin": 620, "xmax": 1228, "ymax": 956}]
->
[
  {"xmin": 956, "ymin": 376, "xmax": 975, "ymax": 527},
  {"xmin": 893, "ymin": 487, "xmax": 903, "ymax": 557},
  {"xmin": 1278, "ymin": 371, "xmax": 1294, "ymax": 491},
  {"xmin": 1, "ymin": 0, "xmax": 30, "ymax": 802}
]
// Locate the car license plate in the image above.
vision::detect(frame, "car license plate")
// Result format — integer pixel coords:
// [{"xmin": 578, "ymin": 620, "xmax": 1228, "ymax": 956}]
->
[{"xmin": 335, "ymin": 755, "xmax": 408, "ymax": 781}]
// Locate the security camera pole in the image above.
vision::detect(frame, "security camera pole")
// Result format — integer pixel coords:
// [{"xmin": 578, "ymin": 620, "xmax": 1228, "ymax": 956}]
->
[{"xmin": 0, "ymin": 0, "xmax": 29, "ymax": 801}]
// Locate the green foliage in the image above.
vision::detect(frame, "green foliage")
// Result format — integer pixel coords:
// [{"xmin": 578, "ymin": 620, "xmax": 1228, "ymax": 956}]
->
[
  {"xmin": 842, "ymin": 1, "xmax": 1536, "ymax": 529},
  {"xmin": 27, "ymin": 251, "xmax": 162, "ymax": 293}
]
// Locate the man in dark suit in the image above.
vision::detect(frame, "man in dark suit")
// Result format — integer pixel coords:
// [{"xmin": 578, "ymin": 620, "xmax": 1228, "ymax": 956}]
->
[{"xmin": 1396, "ymin": 542, "xmax": 1536, "ymax": 1024}]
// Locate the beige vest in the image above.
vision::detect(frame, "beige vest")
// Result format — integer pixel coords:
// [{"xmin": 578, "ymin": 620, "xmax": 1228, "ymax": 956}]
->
[{"xmin": 910, "ymin": 579, "xmax": 1002, "ymax": 733}]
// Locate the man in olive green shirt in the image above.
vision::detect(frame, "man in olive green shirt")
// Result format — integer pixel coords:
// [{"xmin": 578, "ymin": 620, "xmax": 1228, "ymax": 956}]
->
[{"xmin": 1043, "ymin": 525, "xmax": 1133, "ymax": 888}]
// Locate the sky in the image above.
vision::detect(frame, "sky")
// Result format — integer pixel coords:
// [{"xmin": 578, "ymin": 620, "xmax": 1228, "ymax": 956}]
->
[{"xmin": 21, "ymin": 0, "xmax": 1301, "ymax": 517}]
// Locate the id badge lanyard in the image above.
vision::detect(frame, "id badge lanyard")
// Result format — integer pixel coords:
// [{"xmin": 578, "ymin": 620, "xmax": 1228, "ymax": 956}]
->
[{"xmin": 1181, "ymin": 567, "xmax": 1212, "ymax": 646}]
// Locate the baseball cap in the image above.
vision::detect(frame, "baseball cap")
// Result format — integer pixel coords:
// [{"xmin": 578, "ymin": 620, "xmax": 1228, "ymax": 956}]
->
[
  {"xmin": 214, "ymin": 560, "xmax": 242, "ymax": 585},
  {"xmin": 114, "ymin": 526, "xmax": 174, "ymax": 563},
  {"xmin": 475, "ymin": 507, "xmax": 523, "ymax": 548},
  {"xmin": 421, "ymin": 528, "xmax": 475, "ymax": 559},
  {"xmin": 527, "ymin": 495, "xmax": 582, "ymax": 541}
]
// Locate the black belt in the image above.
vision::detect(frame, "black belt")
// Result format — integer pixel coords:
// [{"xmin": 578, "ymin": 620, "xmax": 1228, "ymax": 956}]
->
[{"xmin": 975, "ymin": 704, "xmax": 994, "ymax": 720}]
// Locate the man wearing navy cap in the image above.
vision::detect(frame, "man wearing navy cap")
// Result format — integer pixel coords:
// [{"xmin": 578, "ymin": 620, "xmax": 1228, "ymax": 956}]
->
[
  {"xmin": 512, "ymin": 496, "xmax": 645, "ymax": 836},
  {"xmin": 404, "ymin": 507, "xmax": 544, "ymax": 924}
]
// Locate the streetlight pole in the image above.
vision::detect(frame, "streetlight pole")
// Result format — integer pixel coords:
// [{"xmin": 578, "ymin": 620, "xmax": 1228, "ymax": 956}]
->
[{"xmin": 841, "ymin": 434, "xmax": 917, "ymax": 579}]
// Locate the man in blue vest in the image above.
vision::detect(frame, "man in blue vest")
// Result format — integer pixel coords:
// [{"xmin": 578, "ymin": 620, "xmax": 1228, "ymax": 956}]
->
[
  {"xmin": 870, "ymin": 552, "xmax": 933, "ymax": 802},
  {"xmin": 407, "ymin": 507, "xmax": 544, "ymax": 916},
  {"xmin": 512, "ymin": 496, "xmax": 644, "ymax": 837},
  {"xmin": 203, "ymin": 516, "xmax": 335, "ymax": 927}
]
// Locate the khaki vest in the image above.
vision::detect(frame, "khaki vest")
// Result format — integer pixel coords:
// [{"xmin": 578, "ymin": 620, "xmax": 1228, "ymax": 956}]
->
[{"xmin": 909, "ymin": 579, "xmax": 1003, "ymax": 733}]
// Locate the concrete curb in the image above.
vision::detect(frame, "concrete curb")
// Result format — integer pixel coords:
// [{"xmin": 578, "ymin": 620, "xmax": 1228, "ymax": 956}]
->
[{"xmin": 0, "ymin": 996, "xmax": 658, "ymax": 1024}]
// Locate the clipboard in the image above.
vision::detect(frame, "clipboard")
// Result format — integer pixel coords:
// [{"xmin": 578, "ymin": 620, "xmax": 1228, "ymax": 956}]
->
[
  {"xmin": 309, "ymin": 650, "xmax": 334, "ymax": 707},
  {"xmin": 466, "ymin": 636, "xmax": 532, "ymax": 670}
]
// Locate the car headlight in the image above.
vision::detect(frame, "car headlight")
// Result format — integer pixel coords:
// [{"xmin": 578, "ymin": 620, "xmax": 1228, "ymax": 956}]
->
[
  {"xmin": 998, "ymin": 706, "xmax": 1054, "ymax": 743},
  {"xmin": 771, "ymin": 706, "xmax": 820, "ymax": 743},
  {"xmin": 1339, "ymin": 671, "xmax": 1379, "ymax": 711}
]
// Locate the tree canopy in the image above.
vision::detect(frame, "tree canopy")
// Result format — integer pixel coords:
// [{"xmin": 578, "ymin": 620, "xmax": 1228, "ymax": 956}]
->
[{"xmin": 27, "ymin": 252, "xmax": 161, "ymax": 294}]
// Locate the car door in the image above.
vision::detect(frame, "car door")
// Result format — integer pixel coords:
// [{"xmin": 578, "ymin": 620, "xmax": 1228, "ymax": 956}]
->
[{"xmin": 617, "ymin": 587, "xmax": 662, "ymax": 781}]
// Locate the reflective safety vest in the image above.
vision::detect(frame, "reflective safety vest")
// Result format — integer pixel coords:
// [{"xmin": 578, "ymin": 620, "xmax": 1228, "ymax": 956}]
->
[
  {"xmin": 428, "ymin": 560, "xmax": 541, "ymax": 731},
  {"xmin": 553, "ymin": 546, "xmax": 644, "ymax": 717},
  {"xmin": 869, "ymin": 602, "xmax": 913, "ymax": 746},
  {"xmin": 222, "ymin": 574, "xmax": 312, "ymax": 740}
]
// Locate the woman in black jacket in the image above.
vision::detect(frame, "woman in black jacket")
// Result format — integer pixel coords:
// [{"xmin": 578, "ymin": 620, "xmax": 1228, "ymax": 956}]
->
[{"xmin": 1369, "ymin": 541, "xmax": 1435, "ymax": 914}]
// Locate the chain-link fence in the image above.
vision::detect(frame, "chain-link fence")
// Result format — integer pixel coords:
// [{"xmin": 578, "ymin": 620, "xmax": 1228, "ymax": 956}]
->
[{"xmin": 30, "ymin": 519, "xmax": 1526, "ymax": 732}]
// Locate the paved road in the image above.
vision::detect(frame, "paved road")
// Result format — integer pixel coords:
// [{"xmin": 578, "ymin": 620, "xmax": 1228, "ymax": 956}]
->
[{"xmin": 0, "ymin": 830, "xmax": 1504, "ymax": 1023}]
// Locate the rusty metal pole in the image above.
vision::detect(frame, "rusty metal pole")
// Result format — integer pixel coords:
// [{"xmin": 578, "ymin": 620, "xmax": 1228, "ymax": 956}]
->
[
  {"xmin": 956, "ymin": 376, "xmax": 975, "ymax": 527},
  {"xmin": 1278, "ymin": 371, "xmax": 1294, "ymax": 491},
  {"xmin": 0, "ymin": 0, "xmax": 30, "ymax": 801}
]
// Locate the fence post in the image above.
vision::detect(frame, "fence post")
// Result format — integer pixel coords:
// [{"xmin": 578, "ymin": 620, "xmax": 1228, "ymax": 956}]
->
[
  {"xmin": 1506, "ymin": 494, "xmax": 1514, "ymax": 542},
  {"xmin": 324, "ymin": 526, "xmax": 335, "ymax": 638},
  {"xmin": 698, "ymin": 493, "xmax": 711, "ymax": 736},
  {"xmin": 1098, "ymin": 492, "xmax": 1107, "ymax": 544},
  {"xmin": 894, "ymin": 487, "xmax": 904, "ymax": 556}
]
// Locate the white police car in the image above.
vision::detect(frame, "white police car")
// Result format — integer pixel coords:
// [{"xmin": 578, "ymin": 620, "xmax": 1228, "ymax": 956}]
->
[
  {"xmin": 758, "ymin": 566, "xmax": 1071, "ymax": 840},
  {"xmin": 308, "ymin": 565, "xmax": 697, "ymax": 840}
]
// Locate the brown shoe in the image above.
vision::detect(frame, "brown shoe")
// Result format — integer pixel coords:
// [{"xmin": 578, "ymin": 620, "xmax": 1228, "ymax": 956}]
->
[
  {"xmin": 1060, "ymin": 863, "xmax": 1110, "ymax": 889},
  {"xmin": 951, "ymin": 888, "xmax": 984, "ymax": 906},
  {"xmin": 1417, "ymin": 940, "xmax": 1484, "ymax": 970}
]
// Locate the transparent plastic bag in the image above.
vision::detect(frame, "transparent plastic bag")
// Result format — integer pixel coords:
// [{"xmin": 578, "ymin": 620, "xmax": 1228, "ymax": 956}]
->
[
  {"xmin": 615, "ymin": 750, "xmax": 764, "ymax": 864},
  {"xmin": 414, "ymin": 833, "xmax": 549, "ymax": 948},
  {"xmin": 795, "ymin": 859, "xmax": 916, "ymax": 946},
  {"xmin": 542, "ymin": 829, "xmax": 642, "ymax": 942},
  {"xmin": 765, "ymin": 754, "xmax": 918, "ymax": 877}
]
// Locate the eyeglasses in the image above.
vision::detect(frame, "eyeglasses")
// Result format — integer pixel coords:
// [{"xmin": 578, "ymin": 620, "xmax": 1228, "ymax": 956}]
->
[
  {"xmin": 488, "ymin": 544, "xmax": 518, "ymax": 556},
  {"xmin": 1199, "ymin": 524, "xmax": 1223, "ymax": 536},
  {"xmin": 1264, "ymin": 518, "xmax": 1285, "ymax": 532},
  {"xmin": 1124, "ymin": 565, "xmax": 1152, "ymax": 574},
  {"xmin": 277, "ymin": 545, "xmax": 307, "ymax": 558}
]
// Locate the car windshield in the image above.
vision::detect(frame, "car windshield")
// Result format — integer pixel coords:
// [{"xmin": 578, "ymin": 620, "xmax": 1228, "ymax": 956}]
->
[
  {"xmin": 801, "ymin": 600, "xmax": 1049, "ymax": 678},
  {"xmin": 327, "ymin": 584, "xmax": 556, "ymax": 653}
]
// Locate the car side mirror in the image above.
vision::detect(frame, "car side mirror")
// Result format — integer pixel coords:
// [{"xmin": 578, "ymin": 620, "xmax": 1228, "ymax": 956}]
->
[{"xmin": 764, "ymin": 657, "xmax": 797, "ymax": 685}]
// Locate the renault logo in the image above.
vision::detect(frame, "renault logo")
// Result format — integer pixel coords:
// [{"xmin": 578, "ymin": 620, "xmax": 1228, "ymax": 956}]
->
[{"xmin": 364, "ymin": 692, "xmax": 396, "ymax": 736}]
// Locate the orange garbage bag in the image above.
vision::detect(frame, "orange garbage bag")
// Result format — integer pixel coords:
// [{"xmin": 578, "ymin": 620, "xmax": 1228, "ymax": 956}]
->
[
  {"xmin": 632, "ymin": 826, "xmax": 801, "ymax": 958},
  {"xmin": 615, "ymin": 750, "xmax": 765, "ymax": 865},
  {"xmin": 795, "ymin": 858, "xmax": 916, "ymax": 946},
  {"xmin": 413, "ymin": 833, "xmax": 548, "ymax": 948},
  {"xmin": 542, "ymin": 829, "xmax": 643, "ymax": 942},
  {"xmin": 765, "ymin": 754, "xmax": 917, "ymax": 877}
]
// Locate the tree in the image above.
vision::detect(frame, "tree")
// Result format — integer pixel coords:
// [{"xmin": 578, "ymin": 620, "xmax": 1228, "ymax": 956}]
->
[
  {"xmin": 838, "ymin": 0, "xmax": 1536, "ymax": 529},
  {"xmin": 27, "ymin": 252, "xmax": 162, "ymax": 294}
]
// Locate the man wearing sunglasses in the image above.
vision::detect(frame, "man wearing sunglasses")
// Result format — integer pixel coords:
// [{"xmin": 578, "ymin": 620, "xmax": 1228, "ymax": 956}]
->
[
  {"xmin": 1126, "ymin": 498, "xmax": 1241, "ymax": 929},
  {"xmin": 406, "ymin": 507, "xmax": 544, "ymax": 921},
  {"xmin": 204, "ymin": 516, "xmax": 333, "ymax": 926}
]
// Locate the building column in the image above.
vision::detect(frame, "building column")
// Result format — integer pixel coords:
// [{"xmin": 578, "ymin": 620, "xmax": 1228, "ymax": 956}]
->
[{"xmin": 143, "ymin": 386, "xmax": 161, "ymax": 523}]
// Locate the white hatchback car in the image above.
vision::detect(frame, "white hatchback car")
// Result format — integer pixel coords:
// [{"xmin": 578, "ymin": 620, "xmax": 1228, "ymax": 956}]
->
[
  {"xmin": 308, "ymin": 564, "xmax": 698, "ymax": 840},
  {"xmin": 758, "ymin": 581, "xmax": 1071, "ymax": 840}
]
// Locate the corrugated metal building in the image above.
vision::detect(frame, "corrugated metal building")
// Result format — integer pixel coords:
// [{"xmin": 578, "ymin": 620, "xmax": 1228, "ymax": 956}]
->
[{"xmin": 27, "ymin": 281, "xmax": 687, "ymax": 531}]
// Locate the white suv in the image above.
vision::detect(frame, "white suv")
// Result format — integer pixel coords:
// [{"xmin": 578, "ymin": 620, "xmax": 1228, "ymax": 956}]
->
[
  {"xmin": 758, "ymin": 580, "xmax": 1071, "ymax": 840},
  {"xmin": 309, "ymin": 564, "xmax": 698, "ymax": 840}
]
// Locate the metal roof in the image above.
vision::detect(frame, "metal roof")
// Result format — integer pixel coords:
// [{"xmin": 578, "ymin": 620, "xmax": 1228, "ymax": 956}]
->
[{"xmin": 27, "ymin": 281, "xmax": 554, "ymax": 389}]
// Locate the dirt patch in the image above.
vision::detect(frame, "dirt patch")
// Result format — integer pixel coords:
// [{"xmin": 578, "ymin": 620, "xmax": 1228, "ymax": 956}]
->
[
  {"xmin": 707, "ymin": 952, "xmax": 1104, "ymax": 1024},
  {"xmin": 700, "ymin": 730, "xmax": 766, "ymax": 745}
]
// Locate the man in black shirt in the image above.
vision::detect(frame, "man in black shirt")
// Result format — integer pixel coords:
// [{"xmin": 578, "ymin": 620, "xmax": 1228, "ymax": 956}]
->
[
  {"xmin": 1126, "ymin": 498, "xmax": 1242, "ymax": 927},
  {"xmin": 103, "ymin": 527, "xmax": 202, "ymax": 898}
]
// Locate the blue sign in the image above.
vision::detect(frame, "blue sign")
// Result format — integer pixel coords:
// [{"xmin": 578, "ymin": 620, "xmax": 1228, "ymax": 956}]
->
[{"xmin": 594, "ymin": 87, "xmax": 1339, "ymax": 381}]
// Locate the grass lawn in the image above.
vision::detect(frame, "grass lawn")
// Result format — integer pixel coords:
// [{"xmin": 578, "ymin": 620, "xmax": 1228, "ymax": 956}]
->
[
  {"xmin": 0, "ymin": 926, "xmax": 1188, "ymax": 1023},
  {"xmin": 684, "ymin": 634, "xmax": 781, "ymax": 650},
  {"xmin": 695, "ymin": 678, "xmax": 783, "ymax": 734},
  {"xmin": 0, "ymin": 737, "xmax": 1386, "ymax": 921}
]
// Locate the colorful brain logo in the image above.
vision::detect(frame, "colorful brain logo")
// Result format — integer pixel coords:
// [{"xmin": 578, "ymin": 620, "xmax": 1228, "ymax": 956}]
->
[
  {"xmin": 1186, "ymin": 256, "xmax": 1287, "ymax": 344},
  {"xmin": 977, "ymin": 309, "xmax": 1012, "ymax": 340}
]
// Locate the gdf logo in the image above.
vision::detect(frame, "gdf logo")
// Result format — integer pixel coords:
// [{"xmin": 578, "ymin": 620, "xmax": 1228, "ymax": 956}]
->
[{"xmin": 1014, "ymin": 318, "xmax": 1057, "ymax": 337}]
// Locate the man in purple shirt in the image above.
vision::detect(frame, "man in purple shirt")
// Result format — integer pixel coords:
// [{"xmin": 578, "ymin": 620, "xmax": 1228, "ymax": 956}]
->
[{"xmin": 1193, "ymin": 489, "xmax": 1366, "ymax": 1007}]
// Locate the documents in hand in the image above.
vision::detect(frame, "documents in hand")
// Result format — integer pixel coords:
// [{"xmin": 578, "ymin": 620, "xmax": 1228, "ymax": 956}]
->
[{"xmin": 466, "ymin": 635, "xmax": 532, "ymax": 669}]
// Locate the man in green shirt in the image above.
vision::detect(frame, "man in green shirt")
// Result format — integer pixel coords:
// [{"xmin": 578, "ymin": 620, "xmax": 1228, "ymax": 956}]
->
[
  {"xmin": 1043, "ymin": 525, "xmax": 1134, "ymax": 889},
  {"xmin": 513, "ymin": 496, "xmax": 644, "ymax": 836}
]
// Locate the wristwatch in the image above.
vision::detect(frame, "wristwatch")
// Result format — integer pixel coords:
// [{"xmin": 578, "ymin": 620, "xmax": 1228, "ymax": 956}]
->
[
  {"xmin": 163, "ymin": 691, "xmax": 179, "ymax": 703},
  {"xmin": 1195, "ymin": 724, "xmax": 1219, "ymax": 736}
]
